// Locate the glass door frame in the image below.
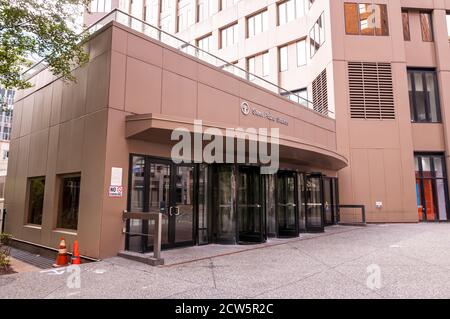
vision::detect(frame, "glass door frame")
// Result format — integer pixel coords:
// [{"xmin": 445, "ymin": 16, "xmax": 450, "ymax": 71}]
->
[
  {"xmin": 125, "ymin": 154, "xmax": 198, "ymax": 252},
  {"xmin": 236, "ymin": 165, "xmax": 266, "ymax": 244},
  {"xmin": 305, "ymin": 173, "xmax": 325, "ymax": 232},
  {"xmin": 276, "ymin": 170, "xmax": 299, "ymax": 238},
  {"xmin": 323, "ymin": 176, "xmax": 339, "ymax": 226},
  {"xmin": 415, "ymin": 153, "xmax": 450, "ymax": 222}
]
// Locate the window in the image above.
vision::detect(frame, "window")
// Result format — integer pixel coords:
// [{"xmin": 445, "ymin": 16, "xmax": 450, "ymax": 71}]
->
[
  {"xmin": 279, "ymin": 46, "xmax": 288, "ymax": 72},
  {"xmin": 177, "ymin": 1, "xmax": 193, "ymax": 32},
  {"xmin": 247, "ymin": 52, "xmax": 270, "ymax": 80},
  {"xmin": 415, "ymin": 154, "xmax": 449, "ymax": 222},
  {"xmin": 160, "ymin": 0, "xmax": 171, "ymax": 12},
  {"xmin": 408, "ymin": 69, "xmax": 440, "ymax": 123},
  {"xmin": 247, "ymin": 10, "xmax": 268, "ymax": 38},
  {"xmin": 402, "ymin": 11, "xmax": 410, "ymax": 41},
  {"xmin": 2, "ymin": 150, "xmax": 8, "ymax": 159},
  {"xmin": 247, "ymin": 56, "xmax": 256, "ymax": 81},
  {"xmin": 27, "ymin": 177, "xmax": 45, "ymax": 225},
  {"xmin": 281, "ymin": 88, "xmax": 308, "ymax": 106},
  {"xmin": 309, "ymin": 12, "xmax": 325, "ymax": 57},
  {"xmin": 197, "ymin": 34, "xmax": 212, "ymax": 52},
  {"xmin": 90, "ymin": 0, "xmax": 112, "ymax": 12},
  {"xmin": 221, "ymin": 0, "xmax": 238, "ymax": 10},
  {"xmin": 57, "ymin": 174, "xmax": 81, "ymax": 230},
  {"xmin": 447, "ymin": 13, "xmax": 450, "ymax": 41},
  {"xmin": 420, "ymin": 12, "xmax": 433, "ymax": 42},
  {"xmin": 197, "ymin": 0, "xmax": 213, "ymax": 22},
  {"xmin": 278, "ymin": 0, "xmax": 308, "ymax": 26},
  {"xmin": 344, "ymin": 3, "xmax": 389, "ymax": 36},
  {"xmin": 220, "ymin": 23, "xmax": 238, "ymax": 48},
  {"xmin": 296, "ymin": 39, "xmax": 307, "ymax": 66},
  {"xmin": 262, "ymin": 52, "xmax": 270, "ymax": 77}
]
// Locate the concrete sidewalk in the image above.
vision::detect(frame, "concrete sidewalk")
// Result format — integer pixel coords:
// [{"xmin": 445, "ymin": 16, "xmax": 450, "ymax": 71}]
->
[{"xmin": 1, "ymin": 223, "xmax": 450, "ymax": 299}]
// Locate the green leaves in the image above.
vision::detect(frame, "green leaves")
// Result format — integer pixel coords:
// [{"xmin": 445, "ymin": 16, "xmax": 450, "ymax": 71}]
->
[{"xmin": 0, "ymin": 0, "xmax": 90, "ymax": 91}]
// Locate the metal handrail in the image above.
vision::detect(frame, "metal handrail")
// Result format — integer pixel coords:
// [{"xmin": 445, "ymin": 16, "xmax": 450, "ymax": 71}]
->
[
  {"xmin": 21, "ymin": 8, "xmax": 335, "ymax": 119},
  {"xmin": 122, "ymin": 210, "xmax": 162, "ymax": 259}
]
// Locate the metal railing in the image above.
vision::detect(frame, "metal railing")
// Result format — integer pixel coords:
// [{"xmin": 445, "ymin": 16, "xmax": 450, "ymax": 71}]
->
[
  {"xmin": 337, "ymin": 205, "xmax": 366, "ymax": 226},
  {"xmin": 122, "ymin": 210, "xmax": 162, "ymax": 261},
  {"xmin": 21, "ymin": 9, "xmax": 335, "ymax": 119}
]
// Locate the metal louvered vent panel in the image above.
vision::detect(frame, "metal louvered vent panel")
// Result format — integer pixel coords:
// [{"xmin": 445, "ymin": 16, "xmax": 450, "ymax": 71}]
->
[
  {"xmin": 348, "ymin": 62, "xmax": 395, "ymax": 120},
  {"xmin": 312, "ymin": 69, "xmax": 328, "ymax": 117}
]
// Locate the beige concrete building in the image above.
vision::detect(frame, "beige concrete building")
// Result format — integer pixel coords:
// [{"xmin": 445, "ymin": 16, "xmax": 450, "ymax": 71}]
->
[{"xmin": 4, "ymin": 0, "xmax": 450, "ymax": 259}]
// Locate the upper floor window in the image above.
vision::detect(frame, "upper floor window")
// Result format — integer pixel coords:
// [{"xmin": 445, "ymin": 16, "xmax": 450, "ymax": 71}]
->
[
  {"xmin": 177, "ymin": 1, "xmax": 193, "ymax": 32},
  {"xmin": 247, "ymin": 10, "xmax": 268, "ymax": 38},
  {"xmin": 221, "ymin": 0, "xmax": 238, "ymax": 10},
  {"xmin": 220, "ymin": 23, "xmax": 238, "ymax": 48},
  {"xmin": 297, "ymin": 39, "xmax": 307, "ymax": 66},
  {"xmin": 344, "ymin": 3, "xmax": 389, "ymax": 36},
  {"xmin": 309, "ymin": 12, "xmax": 325, "ymax": 58},
  {"xmin": 420, "ymin": 12, "xmax": 433, "ymax": 42},
  {"xmin": 408, "ymin": 69, "xmax": 441, "ymax": 123},
  {"xmin": 247, "ymin": 52, "xmax": 269, "ymax": 81},
  {"xmin": 197, "ymin": 0, "xmax": 213, "ymax": 22},
  {"xmin": 279, "ymin": 46, "xmax": 288, "ymax": 72},
  {"xmin": 446, "ymin": 13, "xmax": 450, "ymax": 42},
  {"xmin": 402, "ymin": 11, "xmax": 410, "ymax": 41},
  {"xmin": 282, "ymin": 88, "xmax": 308, "ymax": 106},
  {"xmin": 90, "ymin": 0, "xmax": 112, "ymax": 13},
  {"xmin": 278, "ymin": 0, "xmax": 308, "ymax": 26},
  {"xmin": 160, "ymin": 0, "xmax": 171, "ymax": 12}
]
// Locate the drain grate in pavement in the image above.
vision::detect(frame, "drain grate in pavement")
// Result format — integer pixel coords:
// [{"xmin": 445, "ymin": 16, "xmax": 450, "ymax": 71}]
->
[{"xmin": 9, "ymin": 247, "xmax": 54, "ymax": 269}]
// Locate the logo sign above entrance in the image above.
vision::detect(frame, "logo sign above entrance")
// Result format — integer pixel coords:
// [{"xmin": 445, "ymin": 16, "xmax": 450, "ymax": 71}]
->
[{"xmin": 240, "ymin": 101, "xmax": 289, "ymax": 126}]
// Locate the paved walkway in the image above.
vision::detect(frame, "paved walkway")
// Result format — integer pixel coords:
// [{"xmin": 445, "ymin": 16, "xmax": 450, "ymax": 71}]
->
[{"xmin": 1, "ymin": 223, "xmax": 450, "ymax": 299}]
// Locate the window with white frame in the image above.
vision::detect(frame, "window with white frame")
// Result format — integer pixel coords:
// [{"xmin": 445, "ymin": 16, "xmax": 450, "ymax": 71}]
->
[
  {"xmin": 160, "ymin": 0, "xmax": 171, "ymax": 12},
  {"xmin": 247, "ymin": 52, "xmax": 269, "ymax": 80},
  {"xmin": 262, "ymin": 52, "xmax": 270, "ymax": 77},
  {"xmin": 278, "ymin": 0, "xmax": 308, "ymax": 25},
  {"xmin": 247, "ymin": 10, "xmax": 269, "ymax": 38},
  {"xmin": 198, "ymin": 0, "xmax": 213, "ymax": 22},
  {"xmin": 279, "ymin": 46, "xmax": 288, "ymax": 72},
  {"xmin": 221, "ymin": 0, "xmax": 239, "ymax": 10},
  {"xmin": 296, "ymin": 39, "xmax": 307, "ymax": 66},
  {"xmin": 309, "ymin": 12, "xmax": 325, "ymax": 58},
  {"xmin": 197, "ymin": 34, "xmax": 213, "ymax": 52},
  {"xmin": 177, "ymin": 1, "xmax": 193, "ymax": 32},
  {"xmin": 220, "ymin": 23, "xmax": 238, "ymax": 48},
  {"xmin": 90, "ymin": 0, "xmax": 112, "ymax": 12}
]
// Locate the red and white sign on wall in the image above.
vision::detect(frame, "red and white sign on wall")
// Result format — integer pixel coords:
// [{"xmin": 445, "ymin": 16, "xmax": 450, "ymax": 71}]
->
[
  {"xmin": 108, "ymin": 167, "xmax": 123, "ymax": 198},
  {"xmin": 108, "ymin": 185, "xmax": 124, "ymax": 197}
]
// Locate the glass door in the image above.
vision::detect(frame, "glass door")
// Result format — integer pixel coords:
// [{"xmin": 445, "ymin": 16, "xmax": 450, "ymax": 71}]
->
[
  {"xmin": 323, "ymin": 177, "xmax": 336, "ymax": 226},
  {"xmin": 237, "ymin": 166, "xmax": 265, "ymax": 243},
  {"xmin": 415, "ymin": 154, "xmax": 449, "ymax": 222},
  {"xmin": 276, "ymin": 172, "xmax": 298, "ymax": 237},
  {"xmin": 170, "ymin": 165, "xmax": 195, "ymax": 246},
  {"xmin": 212, "ymin": 165, "xmax": 237, "ymax": 244},
  {"xmin": 305, "ymin": 174, "xmax": 324, "ymax": 232}
]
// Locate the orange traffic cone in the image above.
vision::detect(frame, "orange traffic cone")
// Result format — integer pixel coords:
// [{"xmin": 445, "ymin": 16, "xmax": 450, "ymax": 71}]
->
[
  {"xmin": 71, "ymin": 240, "xmax": 81, "ymax": 265},
  {"xmin": 53, "ymin": 237, "xmax": 69, "ymax": 268}
]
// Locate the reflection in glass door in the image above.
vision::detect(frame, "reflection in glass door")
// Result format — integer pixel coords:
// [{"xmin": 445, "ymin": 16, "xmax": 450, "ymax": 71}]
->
[
  {"xmin": 213, "ymin": 165, "xmax": 236, "ymax": 244},
  {"xmin": 238, "ymin": 166, "xmax": 265, "ymax": 243},
  {"xmin": 415, "ymin": 154, "xmax": 449, "ymax": 221},
  {"xmin": 277, "ymin": 172, "xmax": 298, "ymax": 237},
  {"xmin": 323, "ymin": 177, "xmax": 338, "ymax": 226},
  {"xmin": 306, "ymin": 175, "xmax": 324, "ymax": 232},
  {"xmin": 172, "ymin": 165, "xmax": 195, "ymax": 245}
]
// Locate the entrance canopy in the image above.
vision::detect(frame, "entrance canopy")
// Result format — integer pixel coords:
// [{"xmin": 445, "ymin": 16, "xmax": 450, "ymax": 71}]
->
[{"xmin": 125, "ymin": 113, "xmax": 348, "ymax": 171}]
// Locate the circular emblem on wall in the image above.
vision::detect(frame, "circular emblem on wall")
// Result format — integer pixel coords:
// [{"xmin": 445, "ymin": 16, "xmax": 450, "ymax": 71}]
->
[{"xmin": 241, "ymin": 102, "xmax": 250, "ymax": 115}]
